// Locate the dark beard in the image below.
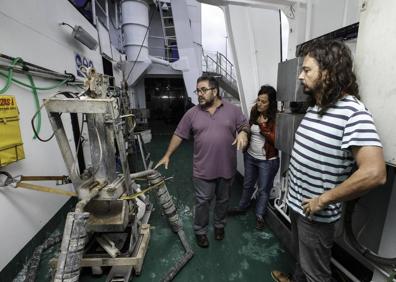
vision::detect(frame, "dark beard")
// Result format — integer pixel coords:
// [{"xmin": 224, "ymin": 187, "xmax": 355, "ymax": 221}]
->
[
  {"xmin": 301, "ymin": 82, "xmax": 323, "ymax": 107},
  {"xmin": 199, "ymin": 97, "xmax": 215, "ymax": 109}
]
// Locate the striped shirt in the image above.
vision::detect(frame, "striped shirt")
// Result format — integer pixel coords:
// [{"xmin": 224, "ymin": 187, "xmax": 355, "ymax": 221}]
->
[{"xmin": 286, "ymin": 95, "xmax": 382, "ymax": 223}]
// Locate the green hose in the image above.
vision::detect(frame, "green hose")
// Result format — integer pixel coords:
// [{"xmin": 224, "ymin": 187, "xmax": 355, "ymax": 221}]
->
[
  {"xmin": 0, "ymin": 71, "xmax": 70, "ymax": 90},
  {"xmin": 0, "ymin": 57, "xmax": 73, "ymax": 139},
  {"xmin": 0, "ymin": 57, "xmax": 23, "ymax": 94},
  {"xmin": 27, "ymin": 74, "xmax": 41, "ymax": 139}
]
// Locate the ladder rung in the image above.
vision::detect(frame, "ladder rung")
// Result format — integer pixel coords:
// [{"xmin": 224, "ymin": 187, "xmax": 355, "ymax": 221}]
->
[{"xmin": 164, "ymin": 26, "xmax": 175, "ymax": 29}]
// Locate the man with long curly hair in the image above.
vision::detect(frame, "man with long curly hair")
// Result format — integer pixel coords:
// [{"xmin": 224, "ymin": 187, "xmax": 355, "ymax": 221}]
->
[{"xmin": 272, "ymin": 40, "xmax": 386, "ymax": 282}]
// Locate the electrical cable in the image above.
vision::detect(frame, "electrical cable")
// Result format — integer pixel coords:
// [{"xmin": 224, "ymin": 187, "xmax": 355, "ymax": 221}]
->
[
  {"xmin": 31, "ymin": 102, "xmax": 55, "ymax": 142},
  {"xmin": 60, "ymin": 22, "xmax": 74, "ymax": 30},
  {"xmin": 0, "ymin": 53, "xmax": 58, "ymax": 74},
  {"xmin": 125, "ymin": 8, "xmax": 155, "ymax": 81},
  {"xmin": 0, "ymin": 56, "xmax": 74, "ymax": 138},
  {"xmin": 0, "ymin": 71, "xmax": 71, "ymax": 90}
]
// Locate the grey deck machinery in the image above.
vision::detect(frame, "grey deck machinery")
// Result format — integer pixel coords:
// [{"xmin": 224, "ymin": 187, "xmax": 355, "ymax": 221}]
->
[{"xmin": 44, "ymin": 68, "xmax": 193, "ymax": 282}]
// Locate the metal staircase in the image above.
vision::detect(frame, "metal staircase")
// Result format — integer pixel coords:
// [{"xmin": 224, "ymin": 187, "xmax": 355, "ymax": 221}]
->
[
  {"xmin": 156, "ymin": 0, "xmax": 238, "ymax": 99},
  {"xmin": 202, "ymin": 51, "xmax": 239, "ymax": 100}
]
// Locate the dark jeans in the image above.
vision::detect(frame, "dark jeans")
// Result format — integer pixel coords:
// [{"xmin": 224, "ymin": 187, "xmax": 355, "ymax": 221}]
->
[
  {"xmin": 290, "ymin": 210, "xmax": 336, "ymax": 282},
  {"xmin": 239, "ymin": 153, "xmax": 279, "ymax": 218},
  {"xmin": 192, "ymin": 177, "xmax": 233, "ymax": 235}
]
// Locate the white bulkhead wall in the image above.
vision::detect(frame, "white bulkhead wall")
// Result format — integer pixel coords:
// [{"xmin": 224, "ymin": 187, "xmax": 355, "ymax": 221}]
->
[
  {"xmin": 224, "ymin": 6, "xmax": 281, "ymax": 115},
  {"xmin": 0, "ymin": 0, "xmax": 104, "ymax": 270},
  {"xmin": 171, "ymin": 0, "xmax": 203, "ymax": 104},
  {"xmin": 220, "ymin": 0, "xmax": 362, "ymax": 115},
  {"xmin": 355, "ymin": 1, "xmax": 396, "ymax": 277},
  {"xmin": 203, "ymin": 0, "xmax": 362, "ymax": 174}
]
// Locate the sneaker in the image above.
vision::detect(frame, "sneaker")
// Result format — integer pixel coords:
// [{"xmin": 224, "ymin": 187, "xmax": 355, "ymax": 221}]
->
[
  {"xmin": 256, "ymin": 217, "xmax": 266, "ymax": 230},
  {"xmin": 271, "ymin": 270, "xmax": 291, "ymax": 282},
  {"xmin": 195, "ymin": 234, "xmax": 209, "ymax": 248},
  {"xmin": 227, "ymin": 207, "xmax": 247, "ymax": 216},
  {"xmin": 214, "ymin": 227, "xmax": 225, "ymax": 241}
]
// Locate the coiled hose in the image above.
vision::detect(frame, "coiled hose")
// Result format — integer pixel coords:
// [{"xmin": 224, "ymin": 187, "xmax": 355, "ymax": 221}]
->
[{"xmin": 147, "ymin": 171, "xmax": 194, "ymax": 282}]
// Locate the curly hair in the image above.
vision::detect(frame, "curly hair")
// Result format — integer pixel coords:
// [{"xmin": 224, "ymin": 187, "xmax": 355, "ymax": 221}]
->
[
  {"xmin": 249, "ymin": 85, "xmax": 277, "ymax": 125},
  {"xmin": 301, "ymin": 39, "xmax": 359, "ymax": 115}
]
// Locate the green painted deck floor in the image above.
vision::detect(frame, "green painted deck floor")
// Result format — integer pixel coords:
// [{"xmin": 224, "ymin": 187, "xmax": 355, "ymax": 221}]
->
[{"xmin": 35, "ymin": 122, "xmax": 294, "ymax": 282}]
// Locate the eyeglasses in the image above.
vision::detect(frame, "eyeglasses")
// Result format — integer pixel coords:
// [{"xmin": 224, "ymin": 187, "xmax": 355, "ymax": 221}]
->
[{"xmin": 193, "ymin": 87, "xmax": 215, "ymax": 95}]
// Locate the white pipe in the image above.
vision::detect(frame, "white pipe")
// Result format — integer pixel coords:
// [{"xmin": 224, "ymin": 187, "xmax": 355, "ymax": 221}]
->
[
  {"xmin": 149, "ymin": 55, "xmax": 170, "ymax": 66},
  {"xmin": 115, "ymin": 1, "xmax": 119, "ymax": 28},
  {"xmin": 305, "ymin": 0, "xmax": 312, "ymax": 41},
  {"xmin": 342, "ymin": 0, "xmax": 350, "ymax": 26},
  {"xmin": 105, "ymin": 0, "xmax": 110, "ymax": 29}
]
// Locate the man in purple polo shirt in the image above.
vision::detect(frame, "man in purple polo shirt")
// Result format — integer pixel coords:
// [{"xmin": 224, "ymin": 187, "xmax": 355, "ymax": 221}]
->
[{"xmin": 155, "ymin": 75, "xmax": 250, "ymax": 248}]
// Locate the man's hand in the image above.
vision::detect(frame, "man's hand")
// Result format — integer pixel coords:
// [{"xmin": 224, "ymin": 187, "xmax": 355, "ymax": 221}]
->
[
  {"xmin": 232, "ymin": 131, "xmax": 248, "ymax": 150},
  {"xmin": 302, "ymin": 195, "xmax": 326, "ymax": 216},
  {"xmin": 154, "ymin": 156, "xmax": 170, "ymax": 169},
  {"xmin": 154, "ymin": 134, "xmax": 183, "ymax": 170}
]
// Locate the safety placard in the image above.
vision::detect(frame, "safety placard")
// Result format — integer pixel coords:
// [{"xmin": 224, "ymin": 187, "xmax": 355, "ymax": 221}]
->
[{"xmin": 0, "ymin": 96, "xmax": 25, "ymax": 166}]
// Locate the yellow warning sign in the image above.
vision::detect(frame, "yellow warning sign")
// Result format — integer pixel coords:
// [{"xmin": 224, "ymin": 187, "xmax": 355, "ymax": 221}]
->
[{"xmin": 0, "ymin": 96, "xmax": 25, "ymax": 166}]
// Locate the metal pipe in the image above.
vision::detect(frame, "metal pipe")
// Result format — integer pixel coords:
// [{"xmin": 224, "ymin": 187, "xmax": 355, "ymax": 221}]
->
[
  {"xmin": 91, "ymin": 0, "xmax": 97, "ymax": 26},
  {"xmin": 305, "ymin": 0, "xmax": 312, "ymax": 41},
  {"xmin": 149, "ymin": 55, "xmax": 170, "ymax": 66},
  {"xmin": 0, "ymin": 64, "xmax": 72, "ymax": 81},
  {"xmin": 115, "ymin": 1, "xmax": 119, "ymax": 28},
  {"xmin": 130, "ymin": 169, "xmax": 156, "ymax": 179},
  {"xmin": 0, "ymin": 53, "xmax": 58, "ymax": 73},
  {"xmin": 330, "ymin": 258, "xmax": 360, "ymax": 282},
  {"xmin": 105, "ymin": 0, "xmax": 110, "ymax": 29}
]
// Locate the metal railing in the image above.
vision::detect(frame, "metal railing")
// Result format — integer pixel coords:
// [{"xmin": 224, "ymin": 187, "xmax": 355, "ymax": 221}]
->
[{"xmin": 202, "ymin": 51, "xmax": 238, "ymax": 91}]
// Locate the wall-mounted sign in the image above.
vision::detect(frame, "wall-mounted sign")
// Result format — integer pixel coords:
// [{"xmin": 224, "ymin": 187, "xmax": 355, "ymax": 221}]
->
[{"xmin": 75, "ymin": 53, "xmax": 94, "ymax": 77}]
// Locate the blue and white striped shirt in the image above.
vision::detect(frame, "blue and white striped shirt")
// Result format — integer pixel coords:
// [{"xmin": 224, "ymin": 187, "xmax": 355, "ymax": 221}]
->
[{"xmin": 286, "ymin": 95, "xmax": 382, "ymax": 223}]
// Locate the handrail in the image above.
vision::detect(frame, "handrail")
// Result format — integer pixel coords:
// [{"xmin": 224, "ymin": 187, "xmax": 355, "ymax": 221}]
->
[{"xmin": 202, "ymin": 50, "xmax": 237, "ymax": 91}]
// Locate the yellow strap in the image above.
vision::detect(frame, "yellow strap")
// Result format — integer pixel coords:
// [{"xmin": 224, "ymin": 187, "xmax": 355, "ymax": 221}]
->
[
  {"xmin": 120, "ymin": 180, "xmax": 165, "ymax": 200},
  {"xmin": 20, "ymin": 175, "xmax": 68, "ymax": 182},
  {"xmin": 16, "ymin": 182, "xmax": 77, "ymax": 197}
]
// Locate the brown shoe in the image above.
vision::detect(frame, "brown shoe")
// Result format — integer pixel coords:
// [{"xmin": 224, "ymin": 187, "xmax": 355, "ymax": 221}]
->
[
  {"xmin": 195, "ymin": 234, "xmax": 209, "ymax": 248},
  {"xmin": 271, "ymin": 270, "xmax": 291, "ymax": 282},
  {"xmin": 256, "ymin": 217, "xmax": 266, "ymax": 230},
  {"xmin": 214, "ymin": 227, "xmax": 225, "ymax": 241}
]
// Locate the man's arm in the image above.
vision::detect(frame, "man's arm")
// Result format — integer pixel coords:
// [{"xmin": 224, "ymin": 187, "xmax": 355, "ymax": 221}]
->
[
  {"xmin": 302, "ymin": 146, "xmax": 386, "ymax": 216},
  {"xmin": 154, "ymin": 134, "xmax": 183, "ymax": 169}
]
